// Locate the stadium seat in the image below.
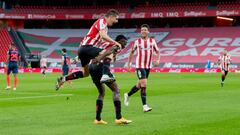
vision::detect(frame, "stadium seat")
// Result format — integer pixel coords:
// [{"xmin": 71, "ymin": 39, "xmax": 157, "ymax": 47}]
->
[{"xmin": 0, "ymin": 29, "xmax": 13, "ymax": 62}]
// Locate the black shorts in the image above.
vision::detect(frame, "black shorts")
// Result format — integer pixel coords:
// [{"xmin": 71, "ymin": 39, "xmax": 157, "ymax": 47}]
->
[
  {"xmin": 89, "ymin": 63, "xmax": 103, "ymax": 84},
  {"xmin": 62, "ymin": 66, "xmax": 69, "ymax": 76},
  {"xmin": 7, "ymin": 61, "xmax": 18, "ymax": 74},
  {"xmin": 136, "ymin": 68, "xmax": 150, "ymax": 79},
  {"xmin": 222, "ymin": 69, "xmax": 229, "ymax": 75},
  {"xmin": 78, "ymin": 45, "xmax": 103, "ymax": 67}
]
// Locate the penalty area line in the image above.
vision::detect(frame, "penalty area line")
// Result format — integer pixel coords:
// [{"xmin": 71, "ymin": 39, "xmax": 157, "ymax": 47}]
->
[{"xmin": 0, "ymin": 94, "xmax": 73, "ymax": 101}]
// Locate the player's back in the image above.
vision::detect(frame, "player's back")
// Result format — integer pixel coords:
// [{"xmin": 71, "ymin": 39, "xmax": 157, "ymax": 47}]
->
[
  {"xmin": 8, "ymin": 49, "xmax": 19, "ymax": 62},
  {"xmin": 63, "ymin": 54, "xmax": 70, "ymax": 67},
  {"xmin": 81, "ymin": 18, "xmax": 108, "ymax": 46}
]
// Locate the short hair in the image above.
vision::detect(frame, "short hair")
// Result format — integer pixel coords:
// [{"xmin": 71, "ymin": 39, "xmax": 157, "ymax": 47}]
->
[
  {"xmin": 62, "ymin": 48, "xmax": 67, "ymax": 53},
  {"xmin": 141, "ymin": 24, "xmax": 150, "ymax": 30},
  {"xmin": 105, "ymin": 9, "xmax": 119, "ymax": 17},
  {"xmin": 115, "ymin": 35, "xmax": 127, "ymax": 49},
  {"xmin": 115, "ymin": 35, "xmax": 127, "ymax": 42}
]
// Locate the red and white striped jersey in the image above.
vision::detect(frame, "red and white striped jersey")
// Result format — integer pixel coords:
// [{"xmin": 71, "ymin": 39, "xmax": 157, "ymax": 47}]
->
[
  {"xmin": 218, "ymin": 54, "xmax": 231, "ymax": 71},
  {"xmin": 132, "ymin": 38, "xmax": 159, "ymax": 69},
  {"xmin": 96, "ymin": 40, "xmax": 114, "ymax": 50},
  {"xmin": 81, "ymin": 18, "xmax": 108, "ymax": 47}
]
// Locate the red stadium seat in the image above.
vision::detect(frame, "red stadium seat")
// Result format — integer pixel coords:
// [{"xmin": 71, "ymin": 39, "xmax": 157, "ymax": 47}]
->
[{"xmin": 0, "ymin": 29, "xmax": 13, "ymax": 62}]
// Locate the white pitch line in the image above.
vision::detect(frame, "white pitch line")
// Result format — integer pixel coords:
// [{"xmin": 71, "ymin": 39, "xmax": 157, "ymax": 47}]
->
[{"xmin": 0, "ymin": 94, "xmax": 73, "ymax": 101}]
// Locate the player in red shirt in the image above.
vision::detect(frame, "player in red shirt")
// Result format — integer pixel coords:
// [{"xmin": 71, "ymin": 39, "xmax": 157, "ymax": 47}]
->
[
  {"xmin": 218, "ymin": 50, "xmax": 231, "ymax": 87},
  {"xmin": 56, "ymin": 9, "xmax": 121, "ymax": 90},
  {"xmin": 124, "ymin": 24, "xmax": 160, "ymax": 112}
]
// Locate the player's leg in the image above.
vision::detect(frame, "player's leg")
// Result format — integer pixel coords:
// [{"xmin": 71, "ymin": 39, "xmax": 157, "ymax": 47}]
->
[
  {"xmin": 94, "ymin": 46, "xmax": 123, "ymax": 83},
  {"xmin": 221, "ymin": 69, "xmax": 226, "ymax": 87},
  {"xmin": 66, "ymin": 67, "xmax": 72, "ymax": 85},
  {"xmin": 225, "ymin": 70, "xmax": 229, "ymax": 77},
  {"xmin": 12, "ymin": 63, "xmax": 18, "ymax": 90},
  {"xmin": 221, "ymin": 70, "xmax": 228, "ymax": 87},
  {"xmin": 100, "ymin": 55, "xmax": 115, "ymax": 83},
  {"xmin": 42, "ymin": 66, "xmax": 46, "ymax": 75},
  {"xmin": 88, "ymin": 63, "xmax": 107, "ymax": 124},
  {"xmin": 105, "ymin": 81, "xmax": 132, "ymax": 124},
  {"xmin": 6, "ymin": 72, "xmax": 11, "ymax": 90},
  {"xmin": 73, "ymin": 45, "xmax": 116, "ymax": 79},
  {"xmin": 94, "ymin": 82, "xmax": 107, "ymax": 124},
  {"xmin": 5, "ymin": 63, "xmax": 12, "ymax": 90},
  {"xmin": 139, "ymin": 78, "xmax": 152, "ymax": 112},
  {"xmin": 78, "ymin": 46, "xmax": 104, "ymax": 77},
  {"xmin": 139, "ymin": 69, "xmax": 152, "ymax": 112},
  {"xmin": 13, "ymin": 74, "xmax": 18, "ymax": 90},
  {"xmin": 55, "ymin": 46, "xmax": 103, "ymax": 90},
  {"xmin": 62, "ymin": 67, "xmax": 71, "ymax": 85},
  {"xmin": 124, "ymin": 68, "xmax": 143, "ymax": 106},
  {"xmin": 124, "ymin": 82, "xmax": 140, "ymax": 106}
]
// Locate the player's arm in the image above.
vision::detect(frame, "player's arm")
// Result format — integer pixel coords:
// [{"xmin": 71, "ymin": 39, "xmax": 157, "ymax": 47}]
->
[
  {"xmin": 61, "ymin": 56, "xmax": 64, "ymax": 66},
  {"xmin": 72, "ymin": 56, "xmax": 79, "ymax": 64},
  {"xmin": 229, "ymin": 55, "xmax": 232, "ymax": 64},
  {"xmin": 92, "ymin": 45, "xmax": 120, "ymax": 63},
  {"xmin": 97, "ymin": 20, "xmax": 121, "ymax": 48},
  {"xmin": 153, "ymin": 39, "xmax": 160, "ymax": 67},
  {"xmin": 99, "ymin": 30, "xmax": 121, "ymax": 47},
  {"xmin": 7, "ymin": 50, "xmax": 11, "ymax": 62},
  {"xmin": 127, "ymin": 43, "xmax": 137, "ymax": 70},
  {"xmin": 154, "ymin": 50, "xmax": 161, "ymax": 66},
  {"xmin": 112, "ymin": 53, "xmax": 117, "ymax": 62},
  {"xmin": 18, "ymin": 55, "xmax": 21, "ymax": 62},
  {"xmin": 7, "ymin": 55, "xmax": 10, "ymax": 63},
  {"xmin": 217, "ymin": 56, "xmax": 221, "ymax": 66}
]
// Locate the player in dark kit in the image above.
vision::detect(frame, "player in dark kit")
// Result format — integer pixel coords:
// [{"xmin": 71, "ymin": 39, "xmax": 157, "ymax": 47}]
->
[
  {"xmin": 55, "ymin": 9, "xmax": 122, "ymax": 90},
  {"xmin": 89, "ymin": 35, "xmax": 132, "ymax": 124},
  {"xmin": 6, "ymin": 44, "xmax": 20, "ymax": 91},
  {"xmin": 61, "ymin": 48, "xmax": 70, "ymax": 76}
]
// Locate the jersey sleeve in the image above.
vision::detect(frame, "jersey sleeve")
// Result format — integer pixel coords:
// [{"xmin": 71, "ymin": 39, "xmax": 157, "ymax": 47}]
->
[
  {"xmin": 96, "ymin": 19, "xmax": 107, "ymax": 30},
  {"xmin": 132, "ymin": 40, "xmax": 138, "ymax": 52}
]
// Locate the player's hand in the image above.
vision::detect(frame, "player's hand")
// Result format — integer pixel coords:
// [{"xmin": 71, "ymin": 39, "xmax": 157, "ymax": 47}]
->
[
  {"xmin": 92, "ymin": 57, "xmax": 100, "ymax": 64},
  {"xmin": 114, "ymin": 42, "xmax": 122, "ymax": 50},
  {"xmin": 152, "ymin": 61, "xmax": 160, "ymax": 67},
  {"xmin": 72, "ymin": 59, "xmax": 76, "ymax": 64}
]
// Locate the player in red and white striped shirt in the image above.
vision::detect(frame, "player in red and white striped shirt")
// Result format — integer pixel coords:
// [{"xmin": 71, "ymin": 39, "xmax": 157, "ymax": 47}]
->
[
  {"xmin": 56, "ymin": 9, "xmax": 121, "ymax": 90},
  {"xmin": 218, "ymin": 50, "xmax": 231, "ymax": 87},
  {"xmin": 124, "ymin": 24, "xmax": 160, "ymax": 112}
]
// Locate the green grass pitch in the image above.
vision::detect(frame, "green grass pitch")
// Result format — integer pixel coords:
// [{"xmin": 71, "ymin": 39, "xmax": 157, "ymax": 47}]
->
[{"xmin": 0, "ymin": 72, "xmax": 240, "ymax": 135}]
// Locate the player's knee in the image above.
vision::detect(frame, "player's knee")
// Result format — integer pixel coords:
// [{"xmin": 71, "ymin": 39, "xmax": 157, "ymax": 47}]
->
[
  {"xmin": 98, "ymin": 93, "xmax": 105, "ymax": 100},
  {"xmin": 139, "ymin": 81, "xmax": 147, "ymax": 88},
  {"xmin": 83, "ymin": 71, "xmax": 89, "ymax": 77},
  {"xmin": 83, "ymin": 65, "xmax": 90, "ymax": 77},
  {"xmin": 113, "ymin": 90, "xmax": 120, "ymax": 101}
]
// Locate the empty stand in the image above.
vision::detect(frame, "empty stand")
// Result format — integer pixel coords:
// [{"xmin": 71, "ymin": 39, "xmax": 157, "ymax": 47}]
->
[
  {"xmin": 17, "ymin": 28, "xmax": 240, "ymax": 63},
  {"xmin": 0, "ymin": 29, "xmax": 13, "ymax": 62}
]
